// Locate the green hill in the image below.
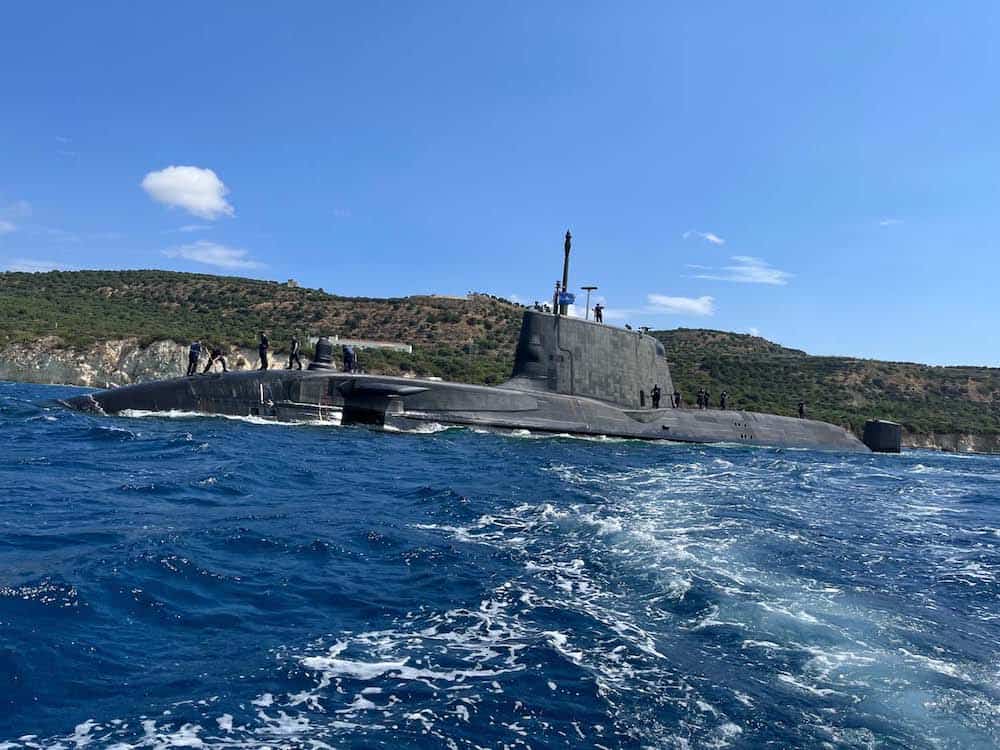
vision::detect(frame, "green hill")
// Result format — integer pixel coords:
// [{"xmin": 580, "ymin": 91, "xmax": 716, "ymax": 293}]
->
[
  {"xmin": 0, "ymin": 269, "xmax": 524, "ymax": 385},
  {"xmin": 654, "ymin": 329, "xmax": 1000, "ymax": 436},
  {"xmin": 2, "ymin": 269, "xmax": 998, "ymax": 438}
]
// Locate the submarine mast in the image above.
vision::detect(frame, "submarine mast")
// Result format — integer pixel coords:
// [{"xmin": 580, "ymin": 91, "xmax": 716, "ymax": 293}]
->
[{"xmin": 559, "ymin": 230, "xmax": 572, "ymax": 315}]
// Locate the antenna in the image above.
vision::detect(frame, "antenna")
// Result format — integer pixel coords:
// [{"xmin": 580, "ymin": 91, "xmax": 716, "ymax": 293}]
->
[{"xmin": 581, "ymin": 285, "xmax": 598, "ymax": 320}]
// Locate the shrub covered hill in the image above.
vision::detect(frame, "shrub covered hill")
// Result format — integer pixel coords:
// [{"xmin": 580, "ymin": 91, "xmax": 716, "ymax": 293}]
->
[{"xmin": 2, "ymin": 269, "xmax": 998, "ymax": 440}]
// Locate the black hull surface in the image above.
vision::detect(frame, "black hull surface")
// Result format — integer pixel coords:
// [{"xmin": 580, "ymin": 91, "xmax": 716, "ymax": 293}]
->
[{"xmin": 64, "ymin": 369, "xmax": 869, "ymax": 452}]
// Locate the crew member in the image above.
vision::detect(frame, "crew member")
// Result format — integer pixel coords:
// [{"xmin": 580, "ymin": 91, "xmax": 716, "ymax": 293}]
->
[
  {"xmin": 697, "ymin": 388, "xmax": 704, "ymax": 409},
  {"xmin": 258, "ymin": 332, "xmax": 269, "ymax": 371},
  {"xmin": 186, "ymin": 340, "xmax": 202, "ymax": 376},
  {"xmin": 343, "ymin": 344, "xmax": 356, "ymax": 373},
  {"xmin": 798, "ymin": 400, "xmax": 806, "ymax": 418},
  {"xmin": 594, "ymin": 303, "xmax": 604, "ymax": 323},
  {"xmin": 720, "ymin": 391, "xmax": 728, "ymax": 410},
  {"xmin": 203, "ymin": 346, "xmax": 228, "ymax": 373},
  {"xmin": 651, "ymin": 384, "xmax": 661, "ymax": 409},
  {"xmin": 287, "ymin": 335, "xmax": 303, "ymax": 370},
  {"xmin": 673, "ymin": 390, "xmax": 681, "ymax": 408}
]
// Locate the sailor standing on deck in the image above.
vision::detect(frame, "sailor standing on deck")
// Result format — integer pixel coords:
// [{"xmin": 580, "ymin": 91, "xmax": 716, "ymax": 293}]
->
[
  {"xmin": 258, "ymin": 332, "xmax": 269, "ymax": 371},
  {"xmin": 186, "ymin": 340, "xmax": 202, "ymax": 376},
  {"xmin": 651, "ymin": 384, "xmax": 661, "ymax": 409},
  {"xmin": 287, "ymin": 335, "xmax": 303, "ymax": 370}
]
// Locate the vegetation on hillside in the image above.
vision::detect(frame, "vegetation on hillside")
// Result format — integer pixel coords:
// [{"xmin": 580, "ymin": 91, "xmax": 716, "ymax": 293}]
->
[
  {"xmin": 2, "ymin": 270, "xmax": 998, "ymax": 435},
  {"xmin": 0, "ymin": 270, "xmax": 522, "ymax": 384},
  {"xmin": 656, "ymin": 328, "xmax": 1000, "ymax": 435}
]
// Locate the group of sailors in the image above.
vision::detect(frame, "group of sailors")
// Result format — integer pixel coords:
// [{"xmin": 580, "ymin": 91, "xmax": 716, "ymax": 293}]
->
[
  {"xmin": 186, "ymin": 334, "xmax": 361, "ymax": 375},
  {"xmin": 186, "ymin": 340, "xmax": 230, "ymax": 375},
  {"xmin": 646, "ymin": 385, "xmax": 682, "ymax": 409},
  {"xmin": 695, "ymin": 388, "xmax": 727, "ymax": 410},
  {"xmin": 643, "ymin": 384, "xmax": 807, "ymax": 417}
]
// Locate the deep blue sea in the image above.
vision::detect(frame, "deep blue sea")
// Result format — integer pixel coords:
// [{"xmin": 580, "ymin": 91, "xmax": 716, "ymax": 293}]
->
[{"xmin": 1, "ymin": 381, "xmax": 998, "ymax": 749}]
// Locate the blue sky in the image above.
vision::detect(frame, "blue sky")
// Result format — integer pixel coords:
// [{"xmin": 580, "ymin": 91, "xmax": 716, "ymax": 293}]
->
[{"xmin": 1, "ymin": 2, "xmax": 997, "ymax": 365}]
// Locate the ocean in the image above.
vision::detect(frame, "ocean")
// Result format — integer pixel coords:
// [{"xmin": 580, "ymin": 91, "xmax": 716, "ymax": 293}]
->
[{"xmin": 0, "ymin": 380, "xmax": 997, "ymax": 749}]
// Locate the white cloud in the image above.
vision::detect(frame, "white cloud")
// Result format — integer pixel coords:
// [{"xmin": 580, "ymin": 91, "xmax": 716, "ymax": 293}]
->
[
  {"xmin": 142, "ymin": 166, "xmax": 234, "ymax": 220},
  {"xmin": 3, "ymin": 258, "xmax": 71, "ymax": 272},
  {"xmin": 647, "ymin": 294, "xmax": 715, "ymax": 316},
  {"xmin": 683, "ymin": 230, "xmax": 726, "ymax": 246},
  {"xmin": 748, "ymin": 327, "xmax": 760, "ymax": 337},
  {"xmin": 601, "ymin": 294, "xmax": 716, "ymax": 322},
  {"xmin": 879, "ymin": 217, "xmax": 903, "ymax": 227},
  {"xmin": 692, "ymin": 256, "xmax": 791, "ymax": 285},
  {"xmin": 177, "ymin": 224, "xmax": 211, "ymax": 233},
  {"xmin": 163, "ymin": 240, "xmax": 262, "ymax": 270},
  {"xmin": 0, "ymin": 220, "xmax": 14, "ymax": 235}
]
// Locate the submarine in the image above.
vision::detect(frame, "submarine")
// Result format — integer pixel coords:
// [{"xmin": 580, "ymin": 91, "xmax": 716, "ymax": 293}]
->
[{"xmin": 64, "ymin": 235, "xmax": 897, "ymax": 453}]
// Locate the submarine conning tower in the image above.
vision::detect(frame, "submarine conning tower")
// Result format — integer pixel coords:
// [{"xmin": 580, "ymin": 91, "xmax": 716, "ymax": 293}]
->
[
  {"xmin": 503, "ymin": 310, "xmax": 674, "ymax": 409},
  {"xmin": 501, "ymin": 229, "xmax": 673, "ymax": 409}
]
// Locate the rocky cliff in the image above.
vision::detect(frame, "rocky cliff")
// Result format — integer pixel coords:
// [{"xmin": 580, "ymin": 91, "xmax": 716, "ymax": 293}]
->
[
  {"xmin": 902, "ymin": 430, "xmax": 1000, "ymax": 454},
  {"xmin": 0, "ymin": 338, "xmax": 265, "ymax": 389}
]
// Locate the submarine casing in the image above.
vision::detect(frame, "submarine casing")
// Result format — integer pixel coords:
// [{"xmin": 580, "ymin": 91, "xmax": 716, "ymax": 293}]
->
[{"xmin": 64, "ymin": 310, "xmax": 869, "ymax": 453}]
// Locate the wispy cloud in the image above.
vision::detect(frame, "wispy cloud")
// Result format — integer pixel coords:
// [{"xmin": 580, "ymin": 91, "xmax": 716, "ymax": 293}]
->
[
  {"xmin": 692, "ymin": 256, "xmax": 791, "ymax": 286},
  {"xmin": 647, "ymin": 294, "xmax": 715, "ymax": 316},
  {"xmin": 879, "ymin": 217, "xmax": 903, "ymax": 227},
  {"xmin": 683, "ymin": 230, "xmax": 726, "ymax": 246},
  {"xmin": 603, "ymin": 293, "xmax": 716, "ymax": 321},
  {"xmin": 748, "ymin": 327, "xmax": 761, "ymax": 337},
  {"xmin": 0, "ymin": 220, "xmax": 14, "ymax": 235},
  {"xmin": 142, "ymin": 166, "xmax": 234, "ymax": 220},
  {"xmin": 163, "ymin": 240, "xmax": 262, "ymax": 270},
  {"xmin": 3, "ymin": 258, "xmax": 72, "ymax": 273},
  {"xmin": 55, "ymin": 136, "xmax": 71, "ymax": 144},
  {"xmin": 176, "ymin": 224, "xmax": 211, "ymax": 233}
]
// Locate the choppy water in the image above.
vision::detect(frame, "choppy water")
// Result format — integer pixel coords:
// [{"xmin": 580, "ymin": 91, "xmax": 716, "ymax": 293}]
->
[{"xmin": 1, "ymin": 381, "xmax": 998, "ymax": 749}]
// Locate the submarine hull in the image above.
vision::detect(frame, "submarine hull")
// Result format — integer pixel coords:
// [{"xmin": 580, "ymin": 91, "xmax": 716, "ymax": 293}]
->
[
  {"xmin": 63, "ymin": 311, "xmax": 870, "ymax": 452},
  {"xmin": 63, "ymin": 368, "xmax": 868, "ymax": 452}
]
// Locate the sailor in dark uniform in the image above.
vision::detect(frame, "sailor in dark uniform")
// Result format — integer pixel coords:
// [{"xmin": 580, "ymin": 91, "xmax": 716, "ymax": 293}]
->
[
  {"xmin": 651, "ymin": 384, "xmax": 661, "ymax": 409},
  {"xmin": 798, "ymin": 401, "xmax": 806, "ymax": 418},
  {"xmin": 258, "ymin": 332, "xmax": 269, "ymax": 371},
  {"xmin": 186, "ymin": 340, "xmax": 201, "ymax": 376},
  {"xmin": 287, "ymin": 335, "xmax": 303, "ymax": 370}
]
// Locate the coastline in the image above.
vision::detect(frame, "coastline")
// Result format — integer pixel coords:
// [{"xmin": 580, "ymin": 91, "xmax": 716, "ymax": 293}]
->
[{"xmin": 4, "ymin": 337, "xmax": 995, "ymax": 455}]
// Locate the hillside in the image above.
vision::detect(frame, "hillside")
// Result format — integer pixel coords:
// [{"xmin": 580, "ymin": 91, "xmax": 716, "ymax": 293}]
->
[
  {"xmin": 2, "ymin": 269, "xmax": 999, "ymax": 444},
  {"xmin": 655, "ymin": 329, "xmax": 1000, "ymax": 437},
  {"xmin": 0, "ymin": 269, "xmax": 524, "ymax": 385}
]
